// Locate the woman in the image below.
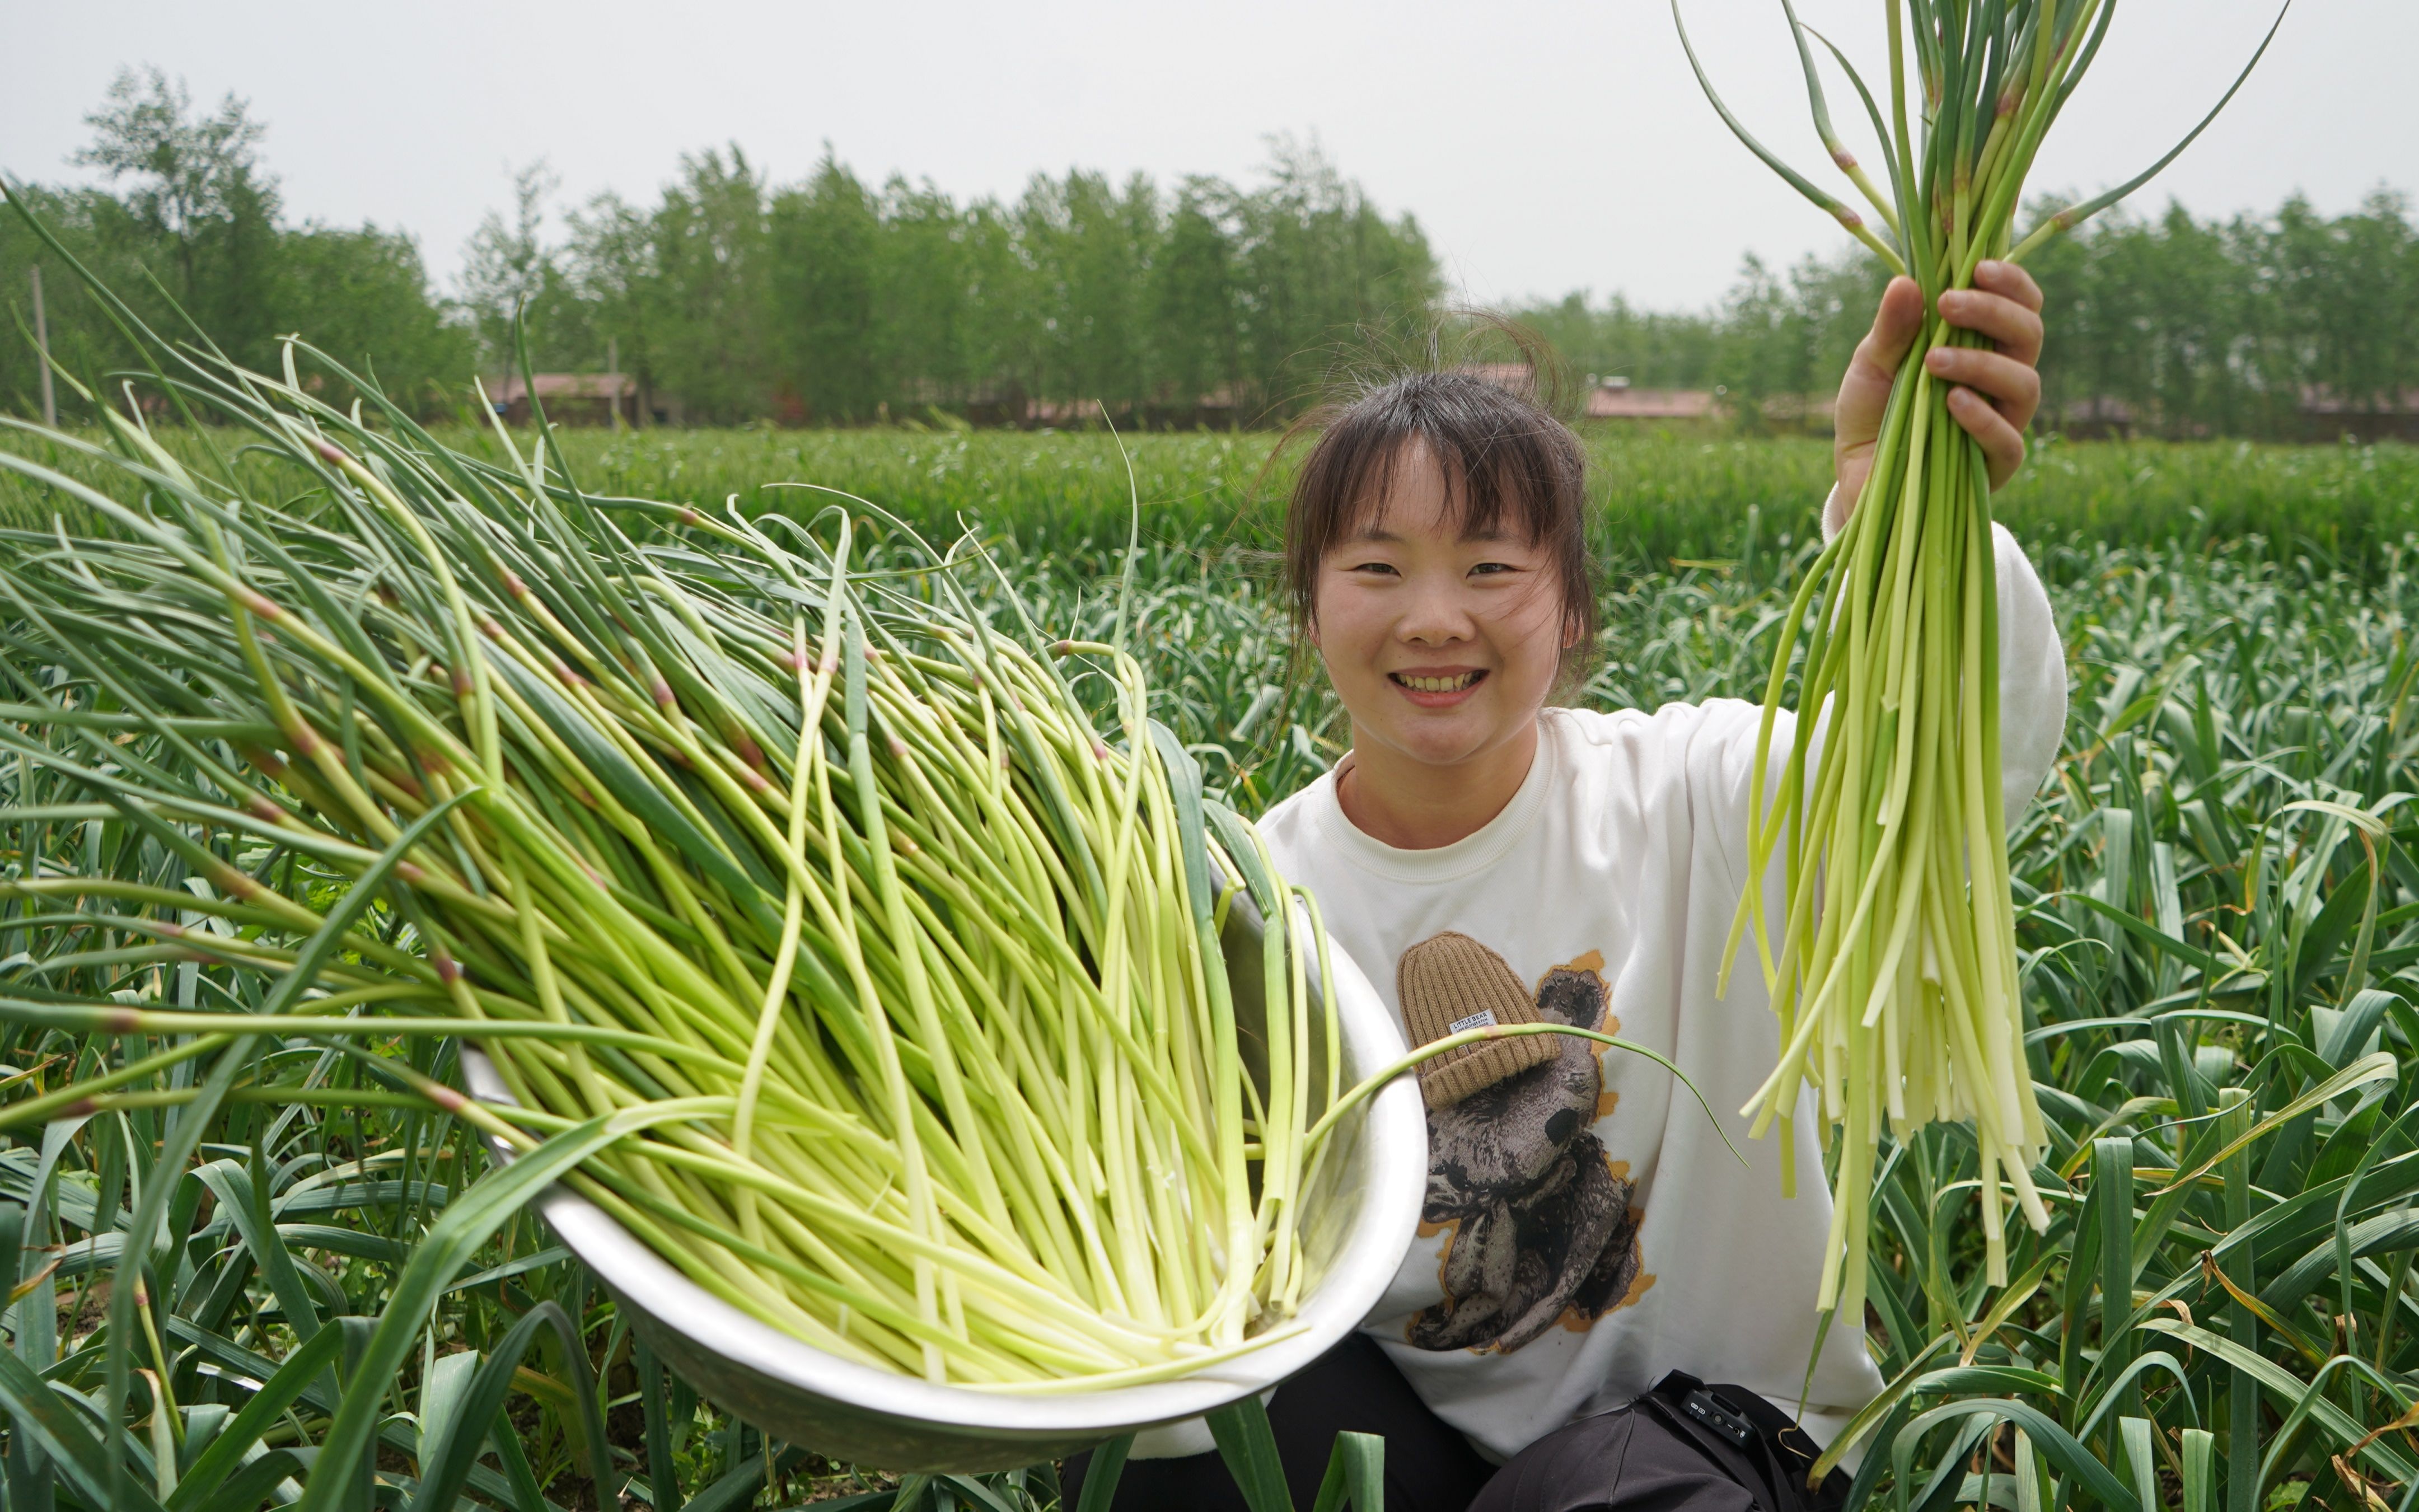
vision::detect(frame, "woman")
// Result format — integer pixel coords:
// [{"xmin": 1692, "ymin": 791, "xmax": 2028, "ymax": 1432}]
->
[{"xmin": 1073, "ymin": 262, "xmax": 2064, "ymax": 1512}]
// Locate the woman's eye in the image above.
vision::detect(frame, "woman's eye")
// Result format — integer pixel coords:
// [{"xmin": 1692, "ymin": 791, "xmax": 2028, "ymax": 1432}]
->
[
  {"xmin": 1349, "ymin": 561, "xmax": 1399, "ymax": 577},
  {"xmin": 1470, "ymin": 561, "xmax": 1518, "ymax": 577}
]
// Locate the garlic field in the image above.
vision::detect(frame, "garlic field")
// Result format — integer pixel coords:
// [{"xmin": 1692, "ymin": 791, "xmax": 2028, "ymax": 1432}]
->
[{"xmin": 3, "ymin": 430, "xmax": 2417, "ymax": 1510}]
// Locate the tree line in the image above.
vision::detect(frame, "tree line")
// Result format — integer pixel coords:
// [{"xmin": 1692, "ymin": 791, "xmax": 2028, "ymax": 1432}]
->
[
  {"xmin": 1513, "ymin": 190, "xmax": 2419, "ymax": 441},
  {"xmin": 470, "ymin": 138, "xmax": 1439, "ymax": 425},
  {"xmin": 0, "ymin": 69, "xmax": 469, "ymax": 423},
  {"xmin": 5, "ymin": 69, "xmax": 2415, "ymax": 439},
  {"xmin": 3, "ymin": 70, "xmax": 1439, "ymax": 428}
]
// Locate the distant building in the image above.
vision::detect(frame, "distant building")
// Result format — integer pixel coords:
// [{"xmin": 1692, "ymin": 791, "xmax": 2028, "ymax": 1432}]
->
[
  {"xmin": 1461, "ymin": 363, "xmax": 1746, "ymax": 425},
  {"xmin": 1461, "ymin": 363, "xmax": 1540, "ymax": 400},
  {"xmin": 1586, "ymin": 385, "xmax": 1720, "ymax": 422},
  {"xmin": 967, "ymin": 386, "xmax": 1248, "ymax": 430},
  {"xmin": 2057, "ymin": 388, "xmax": 2419, "ymax": 442},
  {"xmin": 2296, "ymin": 387, "xmax": 2419, "ymax": 443},
  {"xmin": 490, "ymin": 373, "xmax": 641, "ymax": 427},
  {"xmin": 2056, "ymin": 396, "xmax": 2139, "ymax": 439}
]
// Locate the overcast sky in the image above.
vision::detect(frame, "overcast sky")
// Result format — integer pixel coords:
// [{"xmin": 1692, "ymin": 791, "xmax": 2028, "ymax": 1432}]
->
[{"xmin": 6, "ymin": 1, "xmax": 2410, "ymax": 313}]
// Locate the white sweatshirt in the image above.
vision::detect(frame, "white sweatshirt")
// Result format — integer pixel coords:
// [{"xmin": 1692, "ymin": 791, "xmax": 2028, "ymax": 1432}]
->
[{"xmin": 1252, "ymin": 521, "xmax": 2068, "ymax": 1462}]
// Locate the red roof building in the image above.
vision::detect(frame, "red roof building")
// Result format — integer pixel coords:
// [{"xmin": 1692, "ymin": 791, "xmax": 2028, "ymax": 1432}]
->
[
  {"xmin": 1586, "ymin": 386, "xmax": 1718, "ymax": 421},
  {"xmin": 489, "ymin": 373, "xmax": 640, "ymax": 427}
]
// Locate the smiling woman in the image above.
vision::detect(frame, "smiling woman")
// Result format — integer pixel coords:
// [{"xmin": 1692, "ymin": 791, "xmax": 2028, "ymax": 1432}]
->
[
  {"xmin": 1082, "ymin": 316, "xmax": 2067, "ymax": 1511},
  {"xmin": 1283, "ymin": 372, "xmax": 1593, "ymax": 851}
]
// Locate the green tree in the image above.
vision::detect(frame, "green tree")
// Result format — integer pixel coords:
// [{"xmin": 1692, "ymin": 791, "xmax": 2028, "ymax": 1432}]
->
[
  {"xmin": 1711, "ymin": 254, "xmax": 1809, "ymax": 425},
  {"xmin": 1520, "ymin": 193, "xmax": 2419, "ymax": 443},
  {"xmin": 276, "ymin": 222, "xmax": 473, "ymax": 408},
  {"xmin": 1018, "ymin": 169, "xmax": 1159, "ymax": 410},
  {"xmin": 872, "ymin": 179, "xmax": 1013, "ymax": 413},
  {"xmin": 69, "ymin": 67, "xmax": 283, "ymax": 368},
  {"xmin": 1231, "ymin": 138, "xmax": 1440, "ymax": 417},
  {"xmin": 558, "ymin": 189, "xmax": 659, "ymax": 408},
  {"xmin": 1510, "ymin": 291, "xmax": 1723, "ymax": 391},
  {"xmin": 2025, "ymin": 193, "xmax": 2419, "ymax": 439},
  {"xmin": 2269, "ymin": 190, "xmax": 2416, "ymax": 418},
  {"xmin": 647, "ymin": 148, "xmax": 773, "ymax": 423},
  {"xmin": 458, "ymin": 161, "xmax": 589, "ymax": 385},
  {"xmin": 1153, "ymin": 178, "xmax": 1244, "ymax": 411},
  {"xmin": 3, "ymin": 70, "xmax": 465, "ymax": 421},
  {"xmin": 770, "ymin": 152, "xmax": 879, "ymax": 421}
]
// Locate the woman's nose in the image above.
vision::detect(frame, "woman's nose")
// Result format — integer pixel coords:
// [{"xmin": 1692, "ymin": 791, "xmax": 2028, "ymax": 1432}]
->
[{"xmin": 1397, "ymin": 579, "xmax": 1476, "ymax": 644}]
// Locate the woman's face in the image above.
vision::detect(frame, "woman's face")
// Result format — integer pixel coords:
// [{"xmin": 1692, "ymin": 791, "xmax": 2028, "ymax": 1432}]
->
[{"xmin": 1308, "ymin": 443, "xmax": 1574, "ymax": 775}]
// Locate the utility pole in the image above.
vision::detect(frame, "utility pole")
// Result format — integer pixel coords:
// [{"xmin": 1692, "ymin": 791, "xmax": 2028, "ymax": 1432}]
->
[
  {"xmin": 607, "ymin": 335, "xmax": 621, "ymax": 432},
  {"xmin": 30, "ymin": 265, "xmax": 57, "ymax": 428}
]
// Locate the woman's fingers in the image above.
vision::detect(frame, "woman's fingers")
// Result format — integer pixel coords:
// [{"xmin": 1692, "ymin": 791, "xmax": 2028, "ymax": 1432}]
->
[
  {"xmin": 1925, "ymin": 345, "xmax": 2042, "ymax": 431},
  {"xmin": 1849, "ymin": 277, "xmax": 1927, "ymax": 394},
  {"xmin": 1837, "ymin": 264, "xmax": 2047, "ymax": 505},
  {"xmin": 1931, "ymin": 260, "xmax": 2045, "ymax": 488},
  {"xmin": 1973, "ymin": 256, "xmax": 2046, "ymax": 310},
  {"xmin": 1938, "ymin": 263, "xmax": 2046, "ymax": 367},
  {"xmin": 1945, "ymin": 383, "xmax": 2028, "ymax": 490},
  {"xmin": 1833, "ymin": 277, "xmax": 1929, "ymax": 509}
]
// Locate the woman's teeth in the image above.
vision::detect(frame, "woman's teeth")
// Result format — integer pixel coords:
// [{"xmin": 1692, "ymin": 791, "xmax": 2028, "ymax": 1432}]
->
[{"xmin": 1395, "ymin": 672, "xmax": 1481, "ymax": 693}]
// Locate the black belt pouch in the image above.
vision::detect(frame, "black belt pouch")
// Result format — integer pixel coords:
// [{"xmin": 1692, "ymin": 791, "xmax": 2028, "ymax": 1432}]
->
[{"xmin": 1467, "ymin": 1370, "xmax": 1854, "ymax": 1512}]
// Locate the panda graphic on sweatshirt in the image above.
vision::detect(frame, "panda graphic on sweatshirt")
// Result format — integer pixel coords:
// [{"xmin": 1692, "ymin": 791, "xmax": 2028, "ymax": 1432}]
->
[{"xmin": 1396, "ymin": 931, "xmax": 1651, "ymax": 1354}]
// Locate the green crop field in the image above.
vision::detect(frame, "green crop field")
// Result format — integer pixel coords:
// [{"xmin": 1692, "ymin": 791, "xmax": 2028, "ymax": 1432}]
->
[
  {"xmin": 12, "ymin": 425, "xmax": 2415, "ymax": 569},
  {"xmin": 540, "ymin": 428, "xmax": 2419, "ymax": 570},
  {"xmin": 5, "ymin": 426, "xmax": 2419, "ymax": 1509}
]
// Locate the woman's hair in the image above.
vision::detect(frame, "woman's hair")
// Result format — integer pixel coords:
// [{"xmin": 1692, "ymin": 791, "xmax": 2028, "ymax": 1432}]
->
[{"xmin": 1280, "ymin": 366, "xmax": 1598, "ymax": 694}]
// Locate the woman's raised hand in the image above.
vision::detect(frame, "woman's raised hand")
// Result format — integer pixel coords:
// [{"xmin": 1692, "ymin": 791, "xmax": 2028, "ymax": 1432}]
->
[{"xmin": 1832, "ymin": 260, "xmax": 2047, "ymax": 513}]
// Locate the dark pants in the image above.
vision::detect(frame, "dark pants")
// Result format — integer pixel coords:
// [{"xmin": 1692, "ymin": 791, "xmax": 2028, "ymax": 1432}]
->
[
  {"xmin": 1061, "ymin": 1333, "xmax": 1495, "ymax": 1512},
  {"xmin": 1062, "ymin": 1335, "xmax": 1823, "ymax": 1512}
]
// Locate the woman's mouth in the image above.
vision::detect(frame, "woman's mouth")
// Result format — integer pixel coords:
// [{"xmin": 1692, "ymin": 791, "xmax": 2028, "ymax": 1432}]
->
[{"xmin": 1388, "ymin": 670, "xmax": 1487, "ymax": 706}]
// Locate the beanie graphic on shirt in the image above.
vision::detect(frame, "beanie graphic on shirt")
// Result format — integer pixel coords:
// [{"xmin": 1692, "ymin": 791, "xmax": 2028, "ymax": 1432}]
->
[{"xmin": 1397, "ymin": 933, "xmax": 1649, "ymax": 1354}]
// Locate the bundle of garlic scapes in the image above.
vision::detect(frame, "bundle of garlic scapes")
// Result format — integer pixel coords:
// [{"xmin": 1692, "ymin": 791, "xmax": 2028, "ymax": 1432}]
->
[
  {"xmin": 1685, "ymin": 0, "xmax": 2284, "ymax": 1322},
  {"xmin": 0, "ymin": 272, "xmax": 1345, "ymax": 1389}
]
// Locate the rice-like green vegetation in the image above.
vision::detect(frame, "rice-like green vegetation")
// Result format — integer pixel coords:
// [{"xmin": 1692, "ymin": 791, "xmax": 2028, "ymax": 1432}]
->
[
  {"xmin": 553, "ymin": 428, "xmax": 2419, "ymax": 572},
  {"xmin": 7, "ymin": 418, "xmax": 2419, "ymax": 1507},
  {"xmin": 18, "ymin": 425, "xmax": 2408, "ymax": 571}
]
